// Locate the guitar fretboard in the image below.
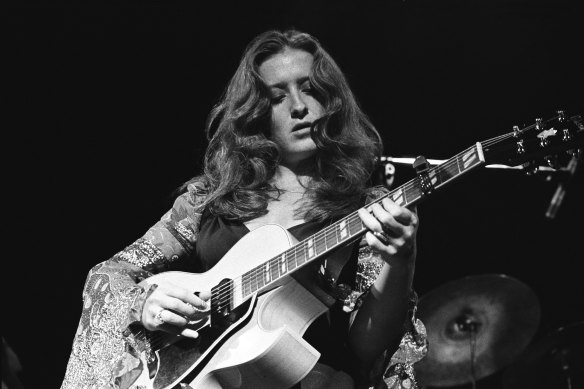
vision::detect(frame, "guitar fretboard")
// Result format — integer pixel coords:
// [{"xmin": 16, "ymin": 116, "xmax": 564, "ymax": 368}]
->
[{"xmin": 222, "ymin": 143, "xmax": 485, "ymax": 309}]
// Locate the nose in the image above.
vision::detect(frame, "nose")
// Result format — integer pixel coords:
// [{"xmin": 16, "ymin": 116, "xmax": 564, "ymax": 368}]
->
[{"xmin": 290, "ymin": 92, "xmax": 308, "ymax": 119}]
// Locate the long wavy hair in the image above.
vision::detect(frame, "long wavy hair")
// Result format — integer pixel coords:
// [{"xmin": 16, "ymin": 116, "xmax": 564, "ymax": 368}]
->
[{"xmin": 189, "ymin": 29, "xmax": 383, "ymax": 222}]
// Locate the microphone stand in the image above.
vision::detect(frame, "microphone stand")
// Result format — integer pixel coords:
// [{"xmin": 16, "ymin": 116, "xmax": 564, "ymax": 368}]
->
[
  {"xmin": 379, "ymin": 155, "xmax": 579, "ymax": 218},
  {"xmin": 545, "ymin": 150, "xmax": 581, "ymax": 219}
]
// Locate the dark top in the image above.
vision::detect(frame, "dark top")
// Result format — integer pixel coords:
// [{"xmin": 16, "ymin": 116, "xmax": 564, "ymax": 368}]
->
[{"xmin": 195, "ymin": 208, "xmax": 360, "ymax": 379}]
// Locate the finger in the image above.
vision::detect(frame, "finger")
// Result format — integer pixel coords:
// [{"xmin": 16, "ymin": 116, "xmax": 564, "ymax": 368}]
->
[
  {"xmin": 195, "ymin": 290, "xmax": 212, "ymax": 302},
  {"xmin": 163, "ymin": 296, "xmax": 201, "ymax": 319},
  {"xmin": 358, "ymin": 208, "xmax": 383, "ymax": 234},
  {"xmin": 159, "ymin": 322, "xmax": 200, "ymax": 339},
  {"xmin": 154, "ymin": 307, "xmax": 189, "ymax": 327},
  {"xmin": 365, "ymin": 232, "xmax": 398, "ymax": 255},
  {"xmin": 371, "ymin": 203, "xmax": 403, "ymax": 236},
  {"xmin": 381, "ymin": 198, "xmax": 418, "ymax": 226},
  {"xmin": 162, "ymin": 284, "xmax": 210, "ymax": 312}
]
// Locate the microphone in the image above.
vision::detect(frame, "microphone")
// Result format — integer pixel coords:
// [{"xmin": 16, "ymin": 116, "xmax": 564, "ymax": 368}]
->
[{"xmin": 545, "ymin": 151, "xmax": 581, "ymax": 219}]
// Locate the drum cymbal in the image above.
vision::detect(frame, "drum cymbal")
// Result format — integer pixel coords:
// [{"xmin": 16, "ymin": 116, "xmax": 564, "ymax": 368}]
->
[
  {"xmin": 415, "ymin": 274, "xmax": 541, "ymax": 387},
  {"xmin": 502, "ymin": 321, "xmax": 584, "ymax": 389}
]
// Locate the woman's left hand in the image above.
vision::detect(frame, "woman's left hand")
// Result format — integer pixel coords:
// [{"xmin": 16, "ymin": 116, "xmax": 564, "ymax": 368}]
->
[{"xmin": 358, "ymin": 198, "xmax": 418, "ymax": 263}]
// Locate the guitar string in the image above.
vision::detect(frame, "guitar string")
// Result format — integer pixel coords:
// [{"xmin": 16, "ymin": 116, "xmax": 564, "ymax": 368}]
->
[
  {"xmin": 186, "ymin": 122, "xmax": 556, "ymax": 319},
  {"xmin": 210, "ymin": 129, "xmax": 527, "ymax": 306},
  {"xmin": 210, "ymin": 140, "xmax": 494, "ymax": 305},
  {"xmin": 139, "ymin": 126, "xmax": 549, "ymax": 352},
  {"xmin": 148, "ymin": 124, "xmax": 559, "ymax": 350},
  {"xmin": 210, "ymin": 143, "xmax": 481, "ymax": 306}
]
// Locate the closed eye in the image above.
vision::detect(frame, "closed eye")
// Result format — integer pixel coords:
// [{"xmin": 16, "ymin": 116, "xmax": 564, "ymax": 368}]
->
[{"xmin": 270, "ymin": 95, "xmax": 285, "ymax": 104}]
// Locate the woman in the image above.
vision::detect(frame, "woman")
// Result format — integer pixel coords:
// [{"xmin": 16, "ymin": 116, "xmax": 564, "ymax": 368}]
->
[{"xmin": 61, "ymin": 29, "xmax": 426, "ymax": 389}]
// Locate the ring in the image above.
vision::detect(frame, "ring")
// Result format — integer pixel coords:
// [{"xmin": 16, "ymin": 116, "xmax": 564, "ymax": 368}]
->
[
  {"xmin": 155, "ymin": 308, "xmax": 166, "ymax": 324},
  {"xmin": 372, "ymin": 231, "xmax": 391, "ymax": 246}
]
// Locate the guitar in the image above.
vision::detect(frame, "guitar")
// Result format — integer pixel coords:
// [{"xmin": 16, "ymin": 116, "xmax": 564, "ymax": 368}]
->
[{"xmin": 133, "ymin": 112, "xmax": 583, "ymax": 389}]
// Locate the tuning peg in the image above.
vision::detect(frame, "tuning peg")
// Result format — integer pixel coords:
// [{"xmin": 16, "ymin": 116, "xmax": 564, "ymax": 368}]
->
[
  {"xmin": 513, "ymin": 125, "xmax": 525, "ymax": 155},
  {"xmin": 556, "ymin": 110, "xmax": 573, "ymax": 143},
  {"xmin": 513, "ymin": 125, "xmax": 521, "ymax": 138}
]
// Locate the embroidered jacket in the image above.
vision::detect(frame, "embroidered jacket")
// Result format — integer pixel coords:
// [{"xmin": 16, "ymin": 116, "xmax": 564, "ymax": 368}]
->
[{"xmin": 60, "ymin": 183, "xmax": 427, "ymax": 389}]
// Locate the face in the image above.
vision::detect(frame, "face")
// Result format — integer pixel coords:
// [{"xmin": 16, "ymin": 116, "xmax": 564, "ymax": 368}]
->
[{"xmin": 258, "ymin": 48, "xmax": 324, "ymax": 167}]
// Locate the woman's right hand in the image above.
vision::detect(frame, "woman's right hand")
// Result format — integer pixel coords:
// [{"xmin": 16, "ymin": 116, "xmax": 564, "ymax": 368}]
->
[{"xmin": 141, "ymin": 281, "xmax": 211, "ymax": 339}]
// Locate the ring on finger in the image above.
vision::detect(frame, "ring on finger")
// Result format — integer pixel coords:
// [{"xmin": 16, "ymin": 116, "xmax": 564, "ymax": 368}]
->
[
  {"xmin": 155, "ymin": 308, "xmax": 166, "ymax": 324},
  {"xmin": 372, "ymin": 231, "xmax": 391, "ymax": 246}
]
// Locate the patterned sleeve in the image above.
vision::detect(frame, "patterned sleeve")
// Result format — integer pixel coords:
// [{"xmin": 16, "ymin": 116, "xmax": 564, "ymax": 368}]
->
[
  {"xmin": 357, "ymin": 243, "xmax": 428, "ymax": 389},
  {"xmin": 60, "ymin": 182, "xmax": 208, "ymax": 389}
]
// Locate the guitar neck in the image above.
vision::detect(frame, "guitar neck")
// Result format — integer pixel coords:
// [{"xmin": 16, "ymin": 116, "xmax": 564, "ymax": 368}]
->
[{"xmin": 228, "ymin": 142, "xmax": 486, "ymax": 307}]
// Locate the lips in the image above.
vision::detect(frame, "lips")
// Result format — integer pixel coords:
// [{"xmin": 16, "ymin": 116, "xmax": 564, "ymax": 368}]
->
[{"xmin": 292, "ymin": 122, "xmax": 312, "ymax": 132}]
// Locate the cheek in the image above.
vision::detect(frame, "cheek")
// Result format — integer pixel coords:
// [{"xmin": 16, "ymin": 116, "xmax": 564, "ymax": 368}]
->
[
  {"xmin": 269, "ymin": 107, "xmax": 287, "ymax": 135},
  {"xmin": 309, "ymin": 98, "xmax": 324, "ymax": 117}
]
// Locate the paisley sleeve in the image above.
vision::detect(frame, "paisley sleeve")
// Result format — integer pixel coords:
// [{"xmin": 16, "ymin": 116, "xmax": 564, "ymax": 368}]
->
[
  {"xmin": 357, "ymin": 240, "xmax": 428, "ymax": 389},
  {"xmin": 60, "ymin": 182, "xmax": 208, "ymax": 389}
]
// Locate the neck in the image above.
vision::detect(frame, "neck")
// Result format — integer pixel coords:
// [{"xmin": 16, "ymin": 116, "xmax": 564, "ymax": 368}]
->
[{"xmin": 272, "ymin": 159, "xmax": 316, "ymax": 193}]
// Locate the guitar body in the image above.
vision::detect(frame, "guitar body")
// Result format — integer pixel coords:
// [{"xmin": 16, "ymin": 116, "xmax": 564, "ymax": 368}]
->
[{"xmin": 141, "ymin": 224, "xmax": 331, "ymax": 389}]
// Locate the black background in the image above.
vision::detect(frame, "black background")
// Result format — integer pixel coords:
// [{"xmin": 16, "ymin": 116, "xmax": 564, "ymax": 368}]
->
[{"xmin": 6, "ymin": 0, "xmax": 584, "ymax": 388}]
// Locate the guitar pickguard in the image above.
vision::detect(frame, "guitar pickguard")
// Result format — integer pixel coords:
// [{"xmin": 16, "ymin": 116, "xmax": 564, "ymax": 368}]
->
[{"xmin": 152, "ymin": 298, "xmax": 256, "ymax": 389}]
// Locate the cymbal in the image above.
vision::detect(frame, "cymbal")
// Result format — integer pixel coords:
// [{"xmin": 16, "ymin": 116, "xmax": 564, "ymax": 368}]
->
[
  {"xmin": 502, "ymin": 321, "xmax": 584, "ymax": 389},
  {"xmin": 414, "ymin": 274, "xmax": 541, "ymax": 387}
]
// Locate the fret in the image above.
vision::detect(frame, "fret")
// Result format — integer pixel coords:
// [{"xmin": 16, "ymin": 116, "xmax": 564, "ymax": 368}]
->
[
  {"xmin": 432, "ymin": 145, "xmax": 484, "ymax": 190},
  {"xmin": 264, "ymin": 262, "xmax": 271, "ymax": 283},
  {"xmin": 293, "ymin": 243, "xmax": 305, "ymax": 267},
  {"xmin": 315, "ymin": 233, "xmax": 327, "ymax": 254},
  {"xmin": 285, "ymin": 250, "xmax": 296, "ymax": 272},
  {"xmin": 279, "ymin": 254, "xmax": 287, "ymax": 276},
  {"xmin": 270, "ymin": 257, "xmax": 279, "ymax": 281},
  {"xmin": 325, "ymin": 226, "xmax": 337, "ymax": 249},
  {"xmin": 455, "ymin": 153, "xmax": 463, "ymax": 176},
  {"xmin": 428, "ymin": 169, "xmax": 439, "ymax": 188},
  {"xmin": 391, "ymin": 188, "xmax": 406, "ymax": 206},
  {"xmin": 462, "ymin": 147, "xmax": 479, "ymax": 170},
  {"xmin": 339, "ymin": 220, "xmax": 349, "ymax": 240},
  {"xmin": 257, "ymin": 265, "xmax": 266, "ymax": 290},
  {"xmin": 307, "ymin": 238, "xmax": 316, "ymax": 258},
  {"xmin": 348, "ymin": 215, "xmax": 363, "ymax": 235},
  {"xmin": 404, "ymin": 180, "xmax": 422, "ymax": 204},
  {"xmin": 242, "ymin": 270, "xmax": 253, "ymax": 297},
  {"xmin": 437, "ymin": 159, "xmax": 459, "ymax": 183}
]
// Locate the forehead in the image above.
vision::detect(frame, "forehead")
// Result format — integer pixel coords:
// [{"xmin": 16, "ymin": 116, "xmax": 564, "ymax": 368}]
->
[{"xmin": 258, "ymin": 48, "xmax": 314, "ymax": 86}]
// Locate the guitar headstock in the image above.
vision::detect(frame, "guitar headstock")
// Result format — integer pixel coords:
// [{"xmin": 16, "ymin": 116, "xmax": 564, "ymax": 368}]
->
[{"xmin": 482, "ymin": 111, "xmax": 584, "ymax": 171}]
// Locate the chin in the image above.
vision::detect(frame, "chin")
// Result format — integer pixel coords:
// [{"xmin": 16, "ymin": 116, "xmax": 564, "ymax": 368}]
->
[{"xmin": 281, "ymin": 148, "xmax": 318, "ymax": 167}]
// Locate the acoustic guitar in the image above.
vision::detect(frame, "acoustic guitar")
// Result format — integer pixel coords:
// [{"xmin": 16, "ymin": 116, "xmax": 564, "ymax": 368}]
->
[{"xmin": 132, "ymin": 112, "xmax": 583, "ymax": 389}]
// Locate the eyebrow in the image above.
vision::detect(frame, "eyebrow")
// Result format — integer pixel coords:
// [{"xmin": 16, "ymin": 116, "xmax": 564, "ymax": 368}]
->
[{"xmin": 267, "ymin": 76, "xmax": 310, "ymax": 90}]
